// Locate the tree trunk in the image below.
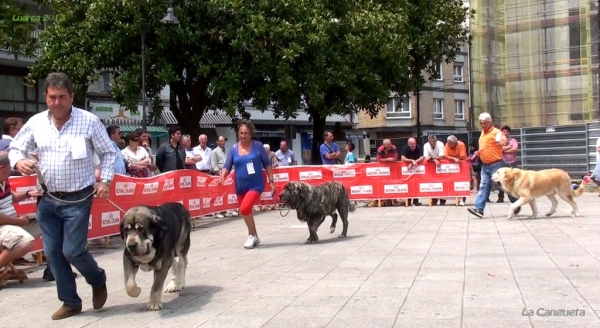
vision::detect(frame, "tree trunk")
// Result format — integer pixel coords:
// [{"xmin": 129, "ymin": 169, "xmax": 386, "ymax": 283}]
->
[
  {"xmin": 169, "ymin": 80, "xmax": 205, "ymax": 142},
  {"xmin": 309, "ymin": 109, "xmax": 327, "ymax": 165}
]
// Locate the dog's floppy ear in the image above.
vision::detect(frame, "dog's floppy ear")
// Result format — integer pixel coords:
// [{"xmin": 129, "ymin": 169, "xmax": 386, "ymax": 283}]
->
[
  {"xmin": 503, "ymin": 168, "xmax": 514, "ymax": 181},
  {"xmin": 150, "ymin": 214, "xmax": 168, "ymax": 231},
  {"xmin": 119, "ymin": 217, "xmax": 126, "ymax": 240}
]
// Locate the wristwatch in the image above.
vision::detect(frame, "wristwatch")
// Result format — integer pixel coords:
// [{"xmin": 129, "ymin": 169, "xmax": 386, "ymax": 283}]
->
[{"xmin": 101, "ymin": 179, "xmax": 111, "ymax": 185}]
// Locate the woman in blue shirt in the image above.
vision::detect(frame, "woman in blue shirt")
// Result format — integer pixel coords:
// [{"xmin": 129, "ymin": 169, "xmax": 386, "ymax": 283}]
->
[{"xmin": 219, "ymin": 119, "xmax": 275, "ymax": 248}]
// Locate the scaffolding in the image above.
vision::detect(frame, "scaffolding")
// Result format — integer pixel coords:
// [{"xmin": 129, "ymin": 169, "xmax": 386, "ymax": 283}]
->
[{"xmin": 471, "ymin": 0, "xmax": 599, "ymax": 127}]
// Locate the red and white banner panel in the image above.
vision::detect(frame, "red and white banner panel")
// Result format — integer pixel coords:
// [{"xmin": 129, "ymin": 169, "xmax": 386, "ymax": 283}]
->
[{"xmin": 10, "ymin": 160, "xmax": 470, "ymax": 253}]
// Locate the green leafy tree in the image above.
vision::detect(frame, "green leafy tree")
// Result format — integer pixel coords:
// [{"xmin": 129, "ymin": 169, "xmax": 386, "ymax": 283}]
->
[
  {"xmin": 220, "ymin": 0, "xmax": 473, "ymax": 163},
  {"xmin": 0, "ymin": 0, "xmax": 39, "ymax": 60},
  {"xmin": 28, "ymin": 0, "xmax": 471, "ymax": 158}
]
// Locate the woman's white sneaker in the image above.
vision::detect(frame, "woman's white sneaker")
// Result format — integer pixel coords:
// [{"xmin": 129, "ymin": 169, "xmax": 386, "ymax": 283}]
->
[{"xmin": 244, "ymin": 235, "xmax": 260, "ymax": 249}]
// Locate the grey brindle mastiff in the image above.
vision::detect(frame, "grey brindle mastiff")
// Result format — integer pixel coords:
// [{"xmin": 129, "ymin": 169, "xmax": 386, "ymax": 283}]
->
[
  {"xmin": 119, "ymin": 202, "xmax": 191, "ymax": 310},
  {"xmin": 279, "ymin": 181, "xmax": 355, "ymax": 244}
]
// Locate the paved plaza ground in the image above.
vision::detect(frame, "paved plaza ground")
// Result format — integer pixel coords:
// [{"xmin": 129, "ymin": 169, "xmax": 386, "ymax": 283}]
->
[{"xmin": 2, "ymin": 192, "xmax": 600, "ymax": 328}]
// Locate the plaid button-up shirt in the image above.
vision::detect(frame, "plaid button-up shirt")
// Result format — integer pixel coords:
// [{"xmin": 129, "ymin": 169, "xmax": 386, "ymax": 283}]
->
[{"xmin": 9, "ymin": 107, "xmax": 117, "ymax": 192}]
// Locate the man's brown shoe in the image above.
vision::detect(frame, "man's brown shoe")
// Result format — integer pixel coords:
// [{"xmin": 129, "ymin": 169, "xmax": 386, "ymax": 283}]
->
[
  {"xmin": 92, "ymin": 284, "xmax": 107, "ymax": 309},
  {"xmin": 51, "ymin": 305, "xmax": 82, "ymax": 320}
]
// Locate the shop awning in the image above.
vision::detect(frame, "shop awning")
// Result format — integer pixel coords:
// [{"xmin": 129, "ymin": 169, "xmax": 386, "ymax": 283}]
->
[{"xmin": 117, "ymin": 125, "xmax": 169, "ymax": 138}]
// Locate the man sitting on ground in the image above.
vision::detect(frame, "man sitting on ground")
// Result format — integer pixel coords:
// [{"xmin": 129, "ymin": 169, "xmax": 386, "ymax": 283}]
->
[{"xmin": 0, "ymin": 151, "xmax": 43, "ymax": 274}]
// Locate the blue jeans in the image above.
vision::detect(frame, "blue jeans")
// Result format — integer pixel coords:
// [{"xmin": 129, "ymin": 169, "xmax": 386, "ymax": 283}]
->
[
  {"xmin": 475, "ymin": 160, "xmax": 510, "ymax": 212},
  {"xmin": 37, "ymin": 193, "xmax": 106, "ymax": 309}
]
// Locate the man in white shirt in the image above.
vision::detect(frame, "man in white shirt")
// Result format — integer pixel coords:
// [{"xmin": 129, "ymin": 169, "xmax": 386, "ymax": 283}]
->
[
  {"xmin": 423, "ymin": 135, "xmax": 445, "ymax": 167},
  {"xmin": 275, "ymin": 140, "xmax": 296, "ymax": 166},
  {"xmin": 193, "ymin": 134, "xmax": 212, "ymax": 174},
  {"xmin": 423, "ymin": 135, "xmax": 446, "ymax": 205}
]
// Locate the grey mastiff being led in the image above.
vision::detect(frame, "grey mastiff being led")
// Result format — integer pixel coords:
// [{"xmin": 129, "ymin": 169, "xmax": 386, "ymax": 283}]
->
[
  {"xmin": 279, "ymin": 181, "xmax": 355, "ymax": 244},
  {"xmin": 119, "ymin": 202, "xmax": 191, "ymax": 310}
]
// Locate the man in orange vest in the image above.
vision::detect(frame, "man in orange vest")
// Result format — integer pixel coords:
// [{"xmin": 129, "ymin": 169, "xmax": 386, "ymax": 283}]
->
[{"xmin": 467, "ymin": 113, "xmax": 521, "ymax": 218}]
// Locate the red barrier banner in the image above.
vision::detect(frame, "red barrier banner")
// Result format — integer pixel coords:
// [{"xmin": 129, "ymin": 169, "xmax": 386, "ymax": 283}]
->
[{"xmin": 10, "ymin": 160, "xmax": 470, "ymax": 253}]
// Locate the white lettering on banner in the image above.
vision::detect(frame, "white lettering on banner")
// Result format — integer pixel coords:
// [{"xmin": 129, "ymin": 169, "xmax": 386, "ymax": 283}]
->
[
  {"xmin": 419, "ymin": 183, "xmax": 444, "ymax": 193},
  {"xmin": 189, "ymin": 199, "xmax": 201, "ymax": 211},
  {"xmin": 350, "ymin": 185, "xmax": 374, "ymax": 195},
  {"xmin": 332, "ymin": 169, "xmax": 356, "ymax": 178},
  {"xmin": 383, "ymin": 184, "xmax": 409, "ymax": 194},
  {"xmin": 214, "ymin": 196, "xmax": 224, "ymax": 206},
  {"xmin": 401, "ymin": 165, "xmax": 426, "ymax": 175},
  {"xmin": 436, "ymin": 163, "xmax": 461, "ymax": 174},
  {"xmin": 88, "ymin": 215, "xmax": 92, "ymax": 230},
  {"xmin": 163, "ymin": 178, "xmax": 175, "ymax": 191},
  {"xmin": 208, "ymin": 179, "xmax": 219, "ymax": 187},
  {"xmin": 454, "ymin": 181, "xmax": 471, "ymax": 191},
  {"xmin": 197, "ymin": 176, "xmax": 208, "ymax": 187},
  {"xmin": 273, "ymin": 173, "xmax": 290, "ymax": 182},
  {"xmin": 299, "ymin": 171, "xmax": 323, "ymax": 181},
  {"xmin": 202, "ymin": 198, "xmax": 212, "ymax": 209},
  {"xmin": 227, "ymin": 194, "xmax": 238, "ymax": 204},
  {"xmin": 260, "ymin": 191, "xmax": 273, "ymax": 201},
  {"xmin": 142, "ymin": 182, "xmax": 159, "ymax": 194},
  {"xmin": 224, "ymin": 177, "xmax": 234, "ymax": 185},
  {"xmin": 114, "ymin": 182, "xmax": 136, "ymax": 196},
  {"xmin": 101, "ymin": 211, "xmax": 121, "ymax": 228},
  {"xmin": 365, "ymin": 167, "xmax": 391, "ymax": 177},
  {"xmin": 179, "ymin": 176, "xmax": 192, "ymax": 188},
  {"xmin": 15, "ymin": 186, "xmax": 37, "ymax": 205}
]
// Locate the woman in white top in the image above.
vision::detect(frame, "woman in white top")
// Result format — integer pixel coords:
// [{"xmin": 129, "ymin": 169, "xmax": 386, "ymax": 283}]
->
[{"xmin": 121, "ymin": 131, "xmax": 151, "ymax": 178}]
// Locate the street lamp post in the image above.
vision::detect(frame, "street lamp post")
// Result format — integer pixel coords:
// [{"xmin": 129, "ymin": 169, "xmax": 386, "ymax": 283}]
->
[{"xmin": 141, "ymin": 7, "xmax": 180, "ymax": 130}]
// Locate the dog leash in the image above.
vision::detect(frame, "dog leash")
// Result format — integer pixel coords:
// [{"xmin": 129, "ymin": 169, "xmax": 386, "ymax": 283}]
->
[
  {"xmin": 271, "ymin": 186, "xmax": 291, "ymax": 217},
  {"xmin": 27, "ymin": 156, "xmax": 126, "ymax": 213}
]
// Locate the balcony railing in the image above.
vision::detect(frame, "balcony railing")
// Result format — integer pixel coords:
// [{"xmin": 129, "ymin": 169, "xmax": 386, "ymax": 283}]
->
[{"xmin": 386, "ymin": 111, "xmax": 411, "ymax": 119}]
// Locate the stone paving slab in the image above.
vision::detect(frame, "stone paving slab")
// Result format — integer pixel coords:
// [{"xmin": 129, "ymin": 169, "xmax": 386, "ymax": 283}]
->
[{"xmin": 2, "ymin": 192, "xmax": 600, "ymax": 327}]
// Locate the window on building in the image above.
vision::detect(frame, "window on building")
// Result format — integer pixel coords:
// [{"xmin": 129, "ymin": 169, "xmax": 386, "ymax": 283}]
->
[
  {"xmin": 434, "ymin": 63, "xmax": 443, "ymax": 81},
  {"xmin": 455, "ymin": 100, "xmax": 465, "ymax": 120},
  {"xmin": 433, "ymin": 99, "xmax": 444, "ymax": 119},
  {"xmin": 453, "ymin": 65, "xmax": 464, "ymax": 82},
  {"xmin": 101, "ymin": 72, "xmax": 111, "ymax": 92},
  {"xmin": 386, "ymin": 97, "xmax": 411, "ymax": 118},
  {"xmin": 0, "ymin": 75, "xmax": 25, "ymax": 112},
  {"xmin": 569, "ymin": 8, "xmax": 581, "ymax": 65}
]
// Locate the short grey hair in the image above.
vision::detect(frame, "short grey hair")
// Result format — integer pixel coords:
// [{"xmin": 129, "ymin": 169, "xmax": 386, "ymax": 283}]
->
[
  {"xmin": 181, "ymin": 134, "xmax": 191, "ymax": 140},
  {"xmin": 0, "ymin": 151, "xmax": 9, "ymax": 166},
  {"xmin": 447, "ymin": 135, "xmax": 457, "ymax": 143},
  {"xmin": 478, "ymin": 112, "xmax": 492, "ymax": 122},
  {"xmin": 428, "ymin": 135, "xmax": 437, "ymax": 141},
  {"xmin": 264, "ymin": 144, "xmax": 270, "ymax": 150},
  {"xmin": 44, "ymin": 72, "xmax": 74, "ymax": 94}
]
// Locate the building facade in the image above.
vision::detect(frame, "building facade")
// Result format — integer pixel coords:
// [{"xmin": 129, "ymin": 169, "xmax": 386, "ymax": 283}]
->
[
  {"xmin": 471, "ymin": 0, "xmax": 599, "ymax": 128},
  {"xmin": 0, "ymin": 1, "xmax": 52, "ymax": 124},
  {"xmin": 357, "ymin": 55, "xmax": 471, "ymax": 156}
]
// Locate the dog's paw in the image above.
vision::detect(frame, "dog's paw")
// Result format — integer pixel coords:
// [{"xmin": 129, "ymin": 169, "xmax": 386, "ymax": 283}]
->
[
  {"xmin": 572, "ymin": 212, "xmax": 580, "ymax": 218},
  {"xmin": 163, "ymin": 280, "xmax": 183, "ymax": 293},
  {"xmin": 303, "ymin": 239, "xmax": 316, "ymax": 244},
  {"xmin": 338, "ymin": 234, "xmax": 347, "ymax": 239},
  {"xmin": 126, "ymin": 284, "xmax": 141, "ymax": 298},
  {"xmin": 146, "ymin": 301, "xmax": 163, "ymax": 311},
  {"xmin": 545, "ymin": 210, "xmax": 556, "ymax": 217},
  {"xmin": 329, "ymin": 227, "xmax": 336, "ymax": 234}
]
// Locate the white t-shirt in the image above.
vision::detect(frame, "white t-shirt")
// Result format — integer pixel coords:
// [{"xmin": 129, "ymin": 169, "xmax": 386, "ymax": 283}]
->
[{"xmin": 423, "ymin": 141, "xmax": 445, "ymax": 158}]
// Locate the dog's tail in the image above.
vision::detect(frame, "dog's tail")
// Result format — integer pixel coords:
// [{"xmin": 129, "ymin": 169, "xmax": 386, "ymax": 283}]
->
[
  {"xmin": 349, "ymin": 201, "xmax": 357, "ymax": 212},
  {"xmin": 573, "ymin": 182, "xmax": 585, "ymax": 197}
]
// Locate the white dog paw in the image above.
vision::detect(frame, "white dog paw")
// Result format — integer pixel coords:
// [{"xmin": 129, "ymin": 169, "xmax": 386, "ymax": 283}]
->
[
  {"xmin": 545, "ymin": 211, "xmax": 556, "ymax": 217},
  {"xmin": 146, "ymin": 301, "xmax": 163, "ymax": 311},
  {"xmin": 329, "ymin": 227, "xmax": 335, "ymax": 234},
  {"xmin": 126, "ymin": 284, "xmax": 141, "ymax": 298},
  {"xmin": 163, "ymin": 280, "xmax": 183, "ymax": 293},
  {"xmin": 572, "ymin": 212, "xmax": 580, "ymax": 218}
]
